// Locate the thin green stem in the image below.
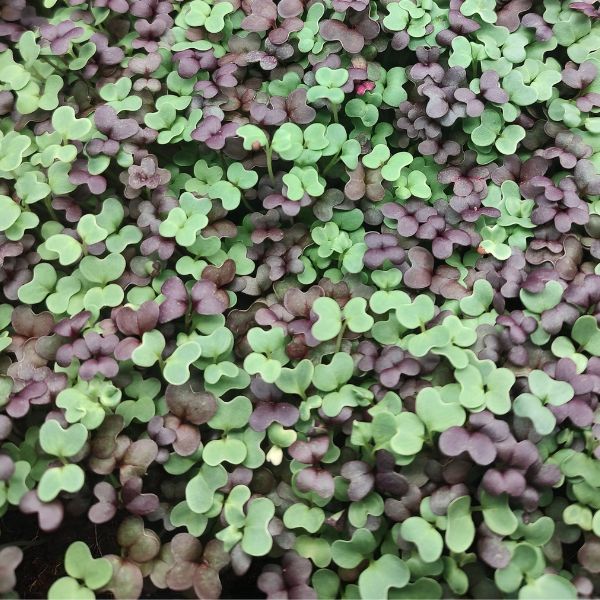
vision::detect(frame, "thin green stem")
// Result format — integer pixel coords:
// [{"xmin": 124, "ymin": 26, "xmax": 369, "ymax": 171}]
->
[
  {"xmin": 471, "ymin": 59, "xmax": 477, "ymax": 82},
  {"xmin": 332, "ymin": 103, "xmax": 339, "ymax": 124},
  {"xmin": 265, "ymin": 143, "xmax": 275, "ymax": 187},
  {"xmin": 0, "ymin": 539, "xmax": 49, "ymax": 551},
  {"xmin": 107, "ymin": 473, "xmax": 120, "ymax": 488},
  {"xmin": 216, "ymin": 150, "xmax": 228, "ymax": 173},
  {"xmin": 30, "ymin": 64, "xmax": 47, "ymax": 82},
  {"xmin": 322, "ymin": 151, "xmax": 341, "ymax": 177},
  {"xmin": 241, "ymin": 195, "xmax": 254, "ymax": 212},
  {"xmin": 184, "ymin": 303, "xmax": 194, "ymax": 332},
  {"xmin": 37, "ymin": 54, "xmax": 68, "ymax": 75},
  {"xmin": 45, "ymin": 197, "xmax": 59, "ymax": 223},
  {"xmin": 97, "ymin": 23, "xmax": 112, "ymax": 39},
  {"xmin": 60, "ymin": 54, "xmax": 101, "ymax": 99},
  {"xmin": 427, "ymin": 430, "xmax": 434, "ymax": 448},
  {"xmin": 334, "ymin": 322, "xmax": 348, "ymax": 354}
]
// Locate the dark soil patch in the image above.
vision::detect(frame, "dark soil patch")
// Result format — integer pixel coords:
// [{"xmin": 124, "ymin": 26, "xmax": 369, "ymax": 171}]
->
[
  {"xmin": 1, "ymin": 511, "xmax": 121, "ymax": 599},
  {"xmin": 1, "ymin": 511, "xmax": 265, "ymax": 599},
  {"xmin": 220, "ymin": 558, "xmax": 265, "ymax": 600}
]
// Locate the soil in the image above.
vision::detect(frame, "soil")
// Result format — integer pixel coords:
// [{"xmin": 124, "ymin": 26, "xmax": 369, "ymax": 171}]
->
[
  {"xmin": 1, "ymin": 512, "xmax": 265, "ymax": 599},
  {"xmin": 1, "ymin": 511, "xmax": 119, "ymax": 599}
]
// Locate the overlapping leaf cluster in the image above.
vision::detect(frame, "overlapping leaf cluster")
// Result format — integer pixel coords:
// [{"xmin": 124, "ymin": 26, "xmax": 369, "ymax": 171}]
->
[{"xmin": 2, "ymin": 0, "xmax": 600, "ymax": 598}]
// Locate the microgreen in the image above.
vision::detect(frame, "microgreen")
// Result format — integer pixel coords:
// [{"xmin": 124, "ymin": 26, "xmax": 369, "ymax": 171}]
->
[{"xmin": 1, "ymin": 0, "xmax": 600, "ymax": 597}]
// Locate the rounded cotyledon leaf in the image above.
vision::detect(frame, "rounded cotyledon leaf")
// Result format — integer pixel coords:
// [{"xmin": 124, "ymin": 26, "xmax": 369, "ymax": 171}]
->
[
  {"xmin": 223, "ymin": 485, "xmax": 251, "ymax": 529},
  {"xmin": 311, "ymin": 297, "xmax": 342, "ymax": 341},
  {"xmin": 208, "ymin": 396, "xmax": 252, "ymax": 432},
  {"xmin": 313, "ymin": 352, "xmax": 354, "ymax": 392},
  {"xmin": 312, "ymin": 569, "xmax": 340, "ymax": 600},
  {"xmin": 358, "ymin": 555, "xmax": 410, "ymax": 600},
  {"xmin": 0, "ymin": 195, "xmax": 21, "ymax": 230},
  {"xmin": 484, "ymin": 367, "xmax": 515, "ymax": 415},
  {"xmin": 202, "ymin": 438, "xmax": 248, "ymax": 466},
  {"xmin": 481, "ymin": 491, "xmax": 518, "ymax": 536},
  {"xmin": 401, "ymin": 516, "xmax": 444, "ymax": 563},
  {"xmin": 415, "ymin": 387, "xmax": 466, "ymax": 433},
  {"xmin": 514, "ymin": 513, "xmax": 555, "ymax": 547},
  {"xmin": 163, "ymin": 340, "xmax": 202, "ymax": 385},
  {"xmin": 241, "ymin": 497, "xmax": 275, "ymax": 556},
  {"xmin": 459, "ymin": 279, "xmax": 494, "ymax": 317},
  {"xmin": 45, "ymin": 234, "xmax": 83, "ymax": 266},
  {"xmin": 237, "ymin": 124, "xmax": 268, "ymax": 150},
  {"xmin": 79, "ymin": 254, "xmax": 126, "ymax": 287},
  {"xmin": 390, "ymin": 412, "xmax": 425, "ymax": 456},
  {"xmin": 18, "ymin": 263, "xmax": 57, "ymax": 305},
  {"xmin": 243, "ymin": 352, "xmax": 282, "ymax": 384},
  {"xmin": 38, "ymin": 464, "xmax": 85, "ymax": 502},
  {"xmin": 131, "ymin": 330, "xmax": 166, "ymax": 368},
  {"xmin": 388, "ymin": 578, "xmax": 443, "ymax": 599},
  {"xmin": 186, "ymin": 463, "xmax": 228, "ymax": 515},
  {"xmin": 116, "ymin": 396, "xmax": 155, "ymax": 427},
  {"xmin": 370, "ymin": 289, "xmax": 410, "ymax": 314},
  {"xmin": 518, "ymin": 574, "xmax": 577, "ymax": 600},
  {"xmin": 372, "ymin": 410, "xmax": 399, "ymax": 447},
  {"xmin": 454, "ymin": 364, "xmax": 485, "ymax": 409},
  {"xmin": 170, "ymin": 501, "xmax": 208, "ymax": 537},
  {"xmin": 276, "ymin": 359, "xmax": 314, "ymax": 396},
  {"xmin": 528, "ymin": 369, "xmax": 574, "ymax": 406},
  {"xmin": 519, "ymin": 280, "xmax": 563, "ymax": 314},
  {"xmin": 55, "ymin": 388, "xmax": 108, "ymax": 430},
  {"xmin": 283, "ymin": 503, "xmax": 325, "ymax": 533},
  {"xmin": 343, "ymin": 297, "xmax": 374, "ymax": 333},
  {"xmin": 407, "ymin": 325, "xmax": 451, "ymax": 357},
  {"xmin": 321, "ymin": 384, "xmax": 373, "ymax": 418},
  {"xmin": 7, "ymin": 461, "xmax": 31, "ymax": 506},
  {"xmin": 348, "ymin": 491, "xmax": 384, "ymax": 528},
  {"xmin": 77, "ymin": 214, "xmax": 108, "ymax": 246},
  {"xmin": 572, "ymin": 315, "xmax": 600, "ymax": 356},
  {"xmin": 445, "ymin": 496, "xmax": 475, "ymax": 553},
  {"xmin": 48, "ymin": 577, "xmax": 95, "ymax": 600},
  {"xmin": 83, "ymin": 285, "xmax": 124, "ymax": 313},
  {"xmin": 331, "ymin": 528, "xmax": 377, "ymax": 568},
  {"xmin": 381, "ymin": 152, "xmax": 413, "ymax": 182},
  {"xmin": 52, "ymin": 105, "xmax": 92, "ymax": 141},
  {"xmin": 363, "ymin": 144, "xmax": 390, "ymax": 169},
  {"xmin": 294, "ymin": 535, "xmax": 332, "ymax": 568},
  {"xmin": 64, "ymin": 541, "xmax": 113, "ymax": 590},
  {"xmin": 396, "ymin": 294, "xmax": 435, "ymax": 329},
  {"xmin": 512, "ymin": 394, "xmax": 556, "ymax": 435},
  {"xmin": 39, "ymin": 420, "xmax": 87, "ymax": 458}
]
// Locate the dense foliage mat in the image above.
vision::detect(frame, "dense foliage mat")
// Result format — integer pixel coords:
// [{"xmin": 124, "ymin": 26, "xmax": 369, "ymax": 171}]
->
[{"xmin": 3, "ymin": 0, "xmax": 600, "ymax": 598}]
